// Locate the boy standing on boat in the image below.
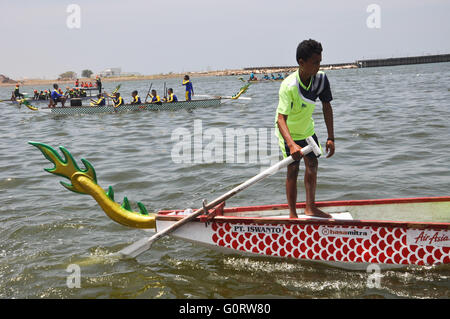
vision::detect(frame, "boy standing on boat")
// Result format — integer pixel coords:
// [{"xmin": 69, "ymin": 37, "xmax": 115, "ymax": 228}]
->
[
  {"xmin": 182, "ymin": 75, "xmax": 194, "ymax": 101},
  {"xmin": 275, "ymin": 39, "xmax": 335, "ymax": 218}
]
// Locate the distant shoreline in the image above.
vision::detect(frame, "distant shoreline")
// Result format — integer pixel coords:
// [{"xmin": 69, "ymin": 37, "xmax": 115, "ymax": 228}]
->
[
  {"xmin": 2, "ymin": 52, "xmax": 449, "ymax": 88},
  {"xmin": 0, "ymin": 70, "xmax": 231, "ymax": 88},
  {"xmin": 0, "ymin": 65, "xmax": 355, "ymax": 88}
]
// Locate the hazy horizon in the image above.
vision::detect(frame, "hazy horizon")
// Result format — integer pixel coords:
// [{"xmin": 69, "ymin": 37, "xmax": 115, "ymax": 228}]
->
[{"xmin": 1, "ymin": 0, "xmax": 449, "ymax": 79}]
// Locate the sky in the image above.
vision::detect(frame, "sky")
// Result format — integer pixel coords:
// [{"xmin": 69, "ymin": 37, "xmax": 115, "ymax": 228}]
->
[{"xmin": 1, "ymin": 0, "xmax": 449, "ymax": 79}]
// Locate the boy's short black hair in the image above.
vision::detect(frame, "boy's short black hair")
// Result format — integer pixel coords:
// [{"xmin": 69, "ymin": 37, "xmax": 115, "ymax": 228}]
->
[
  {"xmin": 132, "ymin": 90, "xmax": 138, "ymax": 95},
  {"xmin": 296, "ymin": 39, "xmax": 323, "ymax": 62},
  {"xmin": 53, "ymin": 84, "xmax": 58, "ymax": 89}
]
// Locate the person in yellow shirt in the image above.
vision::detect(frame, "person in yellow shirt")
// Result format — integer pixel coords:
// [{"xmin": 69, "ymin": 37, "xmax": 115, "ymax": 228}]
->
[
  {"xmin": 105, "ymin": 91, "xmax": 124, "ymax": 108},
  {"xmin": 107, "ymin": 92, "xmax": 123, "ymax": 107},
  {"xmin": 163, "ymin": 88, "xmax": 178, "ymax": 103},
  {"xmin": 182, "ymin": 75, "xmax": 194, "ymax": 101},
  {"xmin": 90, "ymin": 94, "xmax": 106, "ymax": 106},
  {"xmin": 149, "ymin": 89, "xmax": 162, "ymax": 105},
  {"xmin": 130, "ymin": 90, "xmax": 141, "ymax": 104}
]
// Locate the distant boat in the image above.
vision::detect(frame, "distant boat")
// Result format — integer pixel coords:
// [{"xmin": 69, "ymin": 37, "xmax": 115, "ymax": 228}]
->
[
  {"xmin": 239, "ymin": 77, "xmax": 283, "ymax": 83},
  {"xmin": 39, "ymin": 98, "xmax": 223, "ymax": 115}
]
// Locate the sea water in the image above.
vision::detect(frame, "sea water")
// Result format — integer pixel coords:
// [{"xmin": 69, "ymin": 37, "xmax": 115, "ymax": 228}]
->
[{"xmin": 0, "ymin": 62, "xmax": 449, "ymax": 298}]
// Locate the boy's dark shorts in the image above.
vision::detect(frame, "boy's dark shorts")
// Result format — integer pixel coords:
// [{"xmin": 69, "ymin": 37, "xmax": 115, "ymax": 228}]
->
[{"xmin": 283, "ymin": 134, "xmax": 321, "ymax": 161}]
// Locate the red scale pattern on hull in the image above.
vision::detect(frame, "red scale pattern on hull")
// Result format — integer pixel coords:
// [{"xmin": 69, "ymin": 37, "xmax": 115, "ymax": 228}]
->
[{"xmin": 211, "ymin": 222, "xmax": 448, "ymax": 265}]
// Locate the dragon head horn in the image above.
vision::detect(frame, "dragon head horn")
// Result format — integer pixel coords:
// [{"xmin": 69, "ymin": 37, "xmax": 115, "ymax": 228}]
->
[{"xmin": 29, "ymin": 141, "xmax": 97, "ymax": 194}]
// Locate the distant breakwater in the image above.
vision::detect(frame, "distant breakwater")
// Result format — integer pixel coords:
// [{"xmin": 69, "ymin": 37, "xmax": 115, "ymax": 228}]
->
[
  {"xmin": 245, "ymin": 53, "xmax": 450, "ymax": 72},
  {"xmin": 356, "ymin": 53, "xmax": 450, "ymax": 68}
]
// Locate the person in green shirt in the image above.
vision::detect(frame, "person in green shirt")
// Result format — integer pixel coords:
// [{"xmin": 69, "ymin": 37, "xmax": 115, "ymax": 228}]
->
[{"xmin": 275, "ymin": 39, "xmax": 335, "ymax": 218}]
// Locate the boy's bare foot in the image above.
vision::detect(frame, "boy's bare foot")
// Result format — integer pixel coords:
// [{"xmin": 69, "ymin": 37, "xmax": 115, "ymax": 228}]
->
[
  {"xmin": 289, "ymin": 211, "xmax": 298, "ymax": 218},
  {"xmin": 304, "ymin": 206, "xmax": 332, "ymax": 218}
]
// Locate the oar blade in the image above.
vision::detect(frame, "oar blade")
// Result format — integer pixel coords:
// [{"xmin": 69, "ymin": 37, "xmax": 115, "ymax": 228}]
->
[{"xmin": 119, "ymin": 237, "xmax": 154, "ymax": 259}]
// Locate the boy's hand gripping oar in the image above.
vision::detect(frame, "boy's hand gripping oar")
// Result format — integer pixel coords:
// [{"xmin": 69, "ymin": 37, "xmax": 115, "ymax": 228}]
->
[{"xmin": 118, "ymin": 136, "xmax": 321, "ymax": 259}]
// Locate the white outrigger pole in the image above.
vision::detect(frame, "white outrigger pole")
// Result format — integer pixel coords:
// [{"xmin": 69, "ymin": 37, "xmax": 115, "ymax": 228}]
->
[{"xmin": 118, "ymin": 136, "xmax": 321, "ymax": 259}]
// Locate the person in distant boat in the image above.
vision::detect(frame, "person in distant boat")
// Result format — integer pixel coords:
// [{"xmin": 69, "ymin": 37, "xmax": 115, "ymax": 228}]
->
[
  {"xmin": 75, "ymin": 79, "xmax": 79, "ymax": 87},
  {"xmin": 33, "ymin": 90, "xmax": 39, "ymax": 100},
  {"xmin": 49, "ymin": 84, "xmax": 67, "ymax": 107},
  {"xmin": 90, "ymin": 94, "xmax": 106, "ymax": 106},
  {"xmin": 277, "ymin": 73, "xmax": 283, "ymax": 80},
  {"xmin": 271, "ymin": 73, "xmax": 276, "ymax": 80},
  {"xmin": 263, "ymin": 74, "xmax": 270, "ymax": 80},
  {"xmin": 164, "ymin": 88, "xmax": 178, "ymax": 103},
  {"xmin": 111, "ymin": 92, "xmax": 124, "ymax": 108},
  {"xmin": 249, "ymin": 71, "xmax": 257, "ymax": 81},
  {"xmin": 130, "ymin": 90, "xmax": 141, "ymax": 104},
  {"xmin": 275, "ymin": 39, "xmax": 335, "ymax": 219},
  {"xmin": 13, "ymin": 84, "xmax": 24, "ymax": 99},
  {"xmin": 182, "ymin": 75, "xmax": 194, "ymax": 101},
  {"xmin": 95, "ymin": 76, "xmax": 102, "ymax": 93},
  {"xmin": 105, "ymin": 91, "xmax": 123, "ymax": 107},
  {"xmin": 149, "ymin": 89, "xmax": 162, "ymax": 105}
]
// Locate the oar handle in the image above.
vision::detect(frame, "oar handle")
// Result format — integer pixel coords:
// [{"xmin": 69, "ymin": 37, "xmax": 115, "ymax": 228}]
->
[{"xmin": 214, "ymin": 156, "xmax": 294, "ymax": 202}]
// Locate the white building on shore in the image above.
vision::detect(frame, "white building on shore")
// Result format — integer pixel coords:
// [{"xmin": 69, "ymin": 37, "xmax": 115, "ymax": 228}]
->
[
  {"xmin": 99, "ymin": 67, "xmax": 122, "ymax": 77},
  {"xmin": 99, "ymin": 67, "xmax": 141, "ymax": 77}
]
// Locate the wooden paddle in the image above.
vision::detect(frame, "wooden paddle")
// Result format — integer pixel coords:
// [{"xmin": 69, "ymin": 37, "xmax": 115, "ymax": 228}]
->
[
  {"xmin": 144, "ymin": 83, "xmax": 153, "ymax": 103},
  {"xmin": 118, "ymin": 157, "xmax": 299, "ymax": 259},
  {"xmin": 163, "ymin": 82, "xmax": 166, "ymax": 100},
  {"xmin": 118, "ymin": 136, "xmax": 321, "ymax": 259}
]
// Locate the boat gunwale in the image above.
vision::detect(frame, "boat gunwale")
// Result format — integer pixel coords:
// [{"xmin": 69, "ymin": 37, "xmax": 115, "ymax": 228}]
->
[
  {"xmin": 158, "ymin": 196, "xmax": 450, "ymax": 213},
  {"xmin": 156, "ymin": 196, "xmax": 450, "ymax": 229},
  {"xmin": 155, "ymin": 214, "xmax": 450, "ymax": 230}
]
